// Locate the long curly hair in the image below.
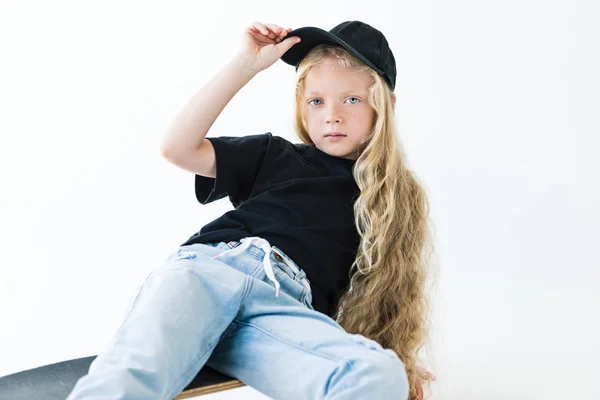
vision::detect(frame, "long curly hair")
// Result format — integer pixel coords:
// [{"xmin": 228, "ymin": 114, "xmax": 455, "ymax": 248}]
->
[{"xmin": 291, "ymin": 44, "xmax": 439, "ymax": 400}]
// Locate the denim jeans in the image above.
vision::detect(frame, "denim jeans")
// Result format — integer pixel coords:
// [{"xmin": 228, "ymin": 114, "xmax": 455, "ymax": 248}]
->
[{"xmin": 66, "ymin": 236, "xmax": 409, "ymax": 399}]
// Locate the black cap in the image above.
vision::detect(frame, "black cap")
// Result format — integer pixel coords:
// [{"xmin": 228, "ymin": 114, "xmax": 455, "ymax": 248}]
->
[{"xmin": 280, "ymin": 20, "xmax": 396, "ymax": 91}]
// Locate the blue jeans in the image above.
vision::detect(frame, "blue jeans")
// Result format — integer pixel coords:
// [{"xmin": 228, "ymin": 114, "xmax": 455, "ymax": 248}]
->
[{"xmin": 66, "ymin": 236, "xmax": 409, "ymax": 399}]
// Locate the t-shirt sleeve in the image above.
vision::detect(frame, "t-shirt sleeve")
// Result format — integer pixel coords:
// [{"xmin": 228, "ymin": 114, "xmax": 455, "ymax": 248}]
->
[{"xmin": 195, "ymin": 132, "xmax": 272, "ymax": 207}]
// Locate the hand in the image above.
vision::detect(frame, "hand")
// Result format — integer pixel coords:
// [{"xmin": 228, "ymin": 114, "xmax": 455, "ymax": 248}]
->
[{"xmin": 236, "ymin": 22, "xmax": 301, "ymax": 74}]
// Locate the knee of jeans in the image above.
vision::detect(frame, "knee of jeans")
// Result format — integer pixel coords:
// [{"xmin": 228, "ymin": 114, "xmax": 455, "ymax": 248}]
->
[
  {"xmin": 326, "ymin": 336, "xmax": 410, "ymax": 398},
  {"xmin": 375, "ymin": 357, "xmax": 410, "ymax": 399},
  {"xmin": 337, "ymin": 356, "xmax": 409, "ymax": 399}
]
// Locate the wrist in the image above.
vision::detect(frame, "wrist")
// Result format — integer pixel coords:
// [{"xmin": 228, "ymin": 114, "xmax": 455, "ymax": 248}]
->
[{"xmin": 230, "ymin": 53, "xmax": 262, "ymax": 77}]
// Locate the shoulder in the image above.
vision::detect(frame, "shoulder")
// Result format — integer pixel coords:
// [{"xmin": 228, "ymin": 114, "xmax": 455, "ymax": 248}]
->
[
  {"xmin": 216, "ymin": 132, "xmax": 273, "ymax": 144},
  {"xmin": 269, "ymin": 133, "xmax": 313, "ymax": 153}
]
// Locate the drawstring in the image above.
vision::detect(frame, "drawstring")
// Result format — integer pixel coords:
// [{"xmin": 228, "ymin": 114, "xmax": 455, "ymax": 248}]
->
[{"xmin": 211, "ymin": 237, "xmax": 281, "ymax": 297}]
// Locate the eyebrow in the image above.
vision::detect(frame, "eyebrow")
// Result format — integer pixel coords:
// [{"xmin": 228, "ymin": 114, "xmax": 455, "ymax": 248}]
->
[{"xmin": 305, "ymin": 90, "xmax": 363, "ymax": 96}]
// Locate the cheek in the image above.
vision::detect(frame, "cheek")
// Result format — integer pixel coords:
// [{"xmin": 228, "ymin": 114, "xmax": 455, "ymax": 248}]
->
[
  {"xmin": 305, "ymin": 112, "xmax": 319, "ymax": 127},
  {"xmin": 353, "ymin": 109, "xmax": 373, "ymax": 124}
]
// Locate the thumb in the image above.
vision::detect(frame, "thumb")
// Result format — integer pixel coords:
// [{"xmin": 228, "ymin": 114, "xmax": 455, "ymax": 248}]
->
[{"xmin": 277, "ymin": 36, "xmax": 301, "ymax": 55}]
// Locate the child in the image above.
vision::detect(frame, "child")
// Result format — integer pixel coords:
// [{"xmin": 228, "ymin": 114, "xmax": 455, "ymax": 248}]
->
[{"xmin": 67, "ymin": 20, "xmax": 436, "ymax": 400}]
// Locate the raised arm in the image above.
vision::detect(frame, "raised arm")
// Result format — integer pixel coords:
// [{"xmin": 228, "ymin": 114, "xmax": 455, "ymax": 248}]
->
[{"xmin": 160, "ymin": 22, "xmax": 300, "ymax": 166}]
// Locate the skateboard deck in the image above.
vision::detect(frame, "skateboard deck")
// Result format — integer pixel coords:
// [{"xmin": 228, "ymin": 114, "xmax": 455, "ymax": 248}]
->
[{"xmin": 0, "ymin": 355, "xmax": 246, "ymax": 399}]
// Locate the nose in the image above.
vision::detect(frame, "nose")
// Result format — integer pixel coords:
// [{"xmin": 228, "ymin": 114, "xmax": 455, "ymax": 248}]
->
[{"xmin": 325, "ymin": 104, "xmax": 343, "ymax": 124}]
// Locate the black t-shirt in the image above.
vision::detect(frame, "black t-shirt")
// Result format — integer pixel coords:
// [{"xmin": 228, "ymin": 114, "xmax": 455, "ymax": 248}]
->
[{"xmin": 180, "ymin": 132, "xmax": 360, "ymax": 318}]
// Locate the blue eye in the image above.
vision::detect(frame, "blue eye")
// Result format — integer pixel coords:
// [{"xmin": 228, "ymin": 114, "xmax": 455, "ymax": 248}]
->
[{"xmin": 308, "ymin": 97, "xmax": 360, "ymax": 105}]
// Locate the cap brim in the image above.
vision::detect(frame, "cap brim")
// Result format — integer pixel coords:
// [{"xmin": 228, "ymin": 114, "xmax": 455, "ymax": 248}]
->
[{"xmin": 280, "ymin": 26, "xmax": 385, "ymax": 76}]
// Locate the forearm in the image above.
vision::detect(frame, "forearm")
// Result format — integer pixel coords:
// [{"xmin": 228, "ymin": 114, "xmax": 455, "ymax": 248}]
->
[{"xmin": 160, "ymin": 53, "xmax": 258, "ymax": 158}]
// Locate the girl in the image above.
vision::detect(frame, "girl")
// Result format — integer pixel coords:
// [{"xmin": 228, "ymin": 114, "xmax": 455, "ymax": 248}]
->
[{"xmin": 67, "ymin": 20, "xmax": 436, "ymax": 400}]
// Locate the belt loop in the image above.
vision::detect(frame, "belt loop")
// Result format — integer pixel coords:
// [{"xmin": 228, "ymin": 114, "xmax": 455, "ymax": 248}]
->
[{"xmin": 211, "ymin": 237, "xmax": 282, "ymax": 298}]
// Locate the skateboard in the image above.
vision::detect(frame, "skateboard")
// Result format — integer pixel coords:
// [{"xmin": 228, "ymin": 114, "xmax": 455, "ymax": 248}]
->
[{"xmin": 0, "ymin": 355, "xmax": 246, "ymax": 399}]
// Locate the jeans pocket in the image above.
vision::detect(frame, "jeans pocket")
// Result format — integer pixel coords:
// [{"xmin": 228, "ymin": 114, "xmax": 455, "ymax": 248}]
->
[
  {"xmin": 171, "ymin": 249, "xmax": 197, "ymax": 261},
  {"xmin": 272, "ymin": 261, "xmax": 296, "ymax": 281},
  {"xmin": 275, "ymin": 262, "xmax": 314, "ymax": 310}
]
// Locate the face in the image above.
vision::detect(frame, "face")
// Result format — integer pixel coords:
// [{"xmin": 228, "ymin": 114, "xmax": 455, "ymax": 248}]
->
[{"xmin": 302, "ymin": 59, "xmax": 375, "ymax": 160}]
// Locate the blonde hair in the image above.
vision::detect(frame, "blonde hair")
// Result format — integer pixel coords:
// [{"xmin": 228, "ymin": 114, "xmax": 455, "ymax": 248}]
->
[{"xmin": 292, "ymin": 44, "xmax": 439, "ymax": 400}]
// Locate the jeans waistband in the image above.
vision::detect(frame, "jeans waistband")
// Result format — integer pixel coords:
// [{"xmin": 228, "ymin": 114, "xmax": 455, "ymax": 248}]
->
[{"xmin": 210, "ymin": 237, "xmax": 311, "ymax": 298}]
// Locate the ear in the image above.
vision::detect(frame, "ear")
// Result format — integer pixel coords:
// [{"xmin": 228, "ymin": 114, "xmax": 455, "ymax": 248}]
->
[{"xmin": 391, "ymin": 92, "xmax": 396, "ymax": 107}]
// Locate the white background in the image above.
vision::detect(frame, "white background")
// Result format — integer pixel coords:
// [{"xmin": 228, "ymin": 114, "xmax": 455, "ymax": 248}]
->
[{"xmin": 1, "ymin": 1, "xmax": 599, "ymax": 399}]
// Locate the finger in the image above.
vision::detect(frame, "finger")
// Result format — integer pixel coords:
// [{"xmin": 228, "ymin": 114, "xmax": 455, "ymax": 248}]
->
[
  {"xmin": 282, "ymin": 28, "xmax": 293, "ymax": 39},
  {"xmin": 276, "ymin": 27, "xmax": 288, "ymax": 41},
  {"xmin": 276, "ymin": 35, "xmax": 301, "ymax": 53},
  {"xmin": 252, "ymin": 24, "xmax": 277, "ymax": 41},
  {"xmin": 251, "ymin": 21, "xmax": 269, "ymax": 36},
  {"xmin": 249, "ymin": 30, "xmax": 268, "ymax": 43},
  {"xmin": 250, "ymin": 27, "xmax": 273, "ymax": 43},
  {"xmin": 262, "ymin": 23, "xmax": 279, "ymax": 40},
  {"xmin": 256, "ymin": 22, "xmax": 269, "ymax": 36},
  {"xmin": 264, "ymin": 23, "xmax": 284, "ymax": 37},
  {"xmin": 264, "ymin": 23, "xmax": 281, "ymax": 32}
]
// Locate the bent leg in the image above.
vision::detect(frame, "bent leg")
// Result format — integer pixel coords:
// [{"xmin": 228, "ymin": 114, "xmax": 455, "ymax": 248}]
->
[
  {"xmin": 207, "ymin": 278, "xmax": 409, "ymax": 400},
  {"xmin": 66, "ymin": 244, "xmax": 251, "ymax": 400}
]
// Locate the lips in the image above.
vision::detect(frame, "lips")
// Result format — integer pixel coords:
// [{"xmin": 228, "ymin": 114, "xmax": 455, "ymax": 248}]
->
[{"xmin": 325, "ymin": 132, "xmax": 346, "ymax": 137}]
